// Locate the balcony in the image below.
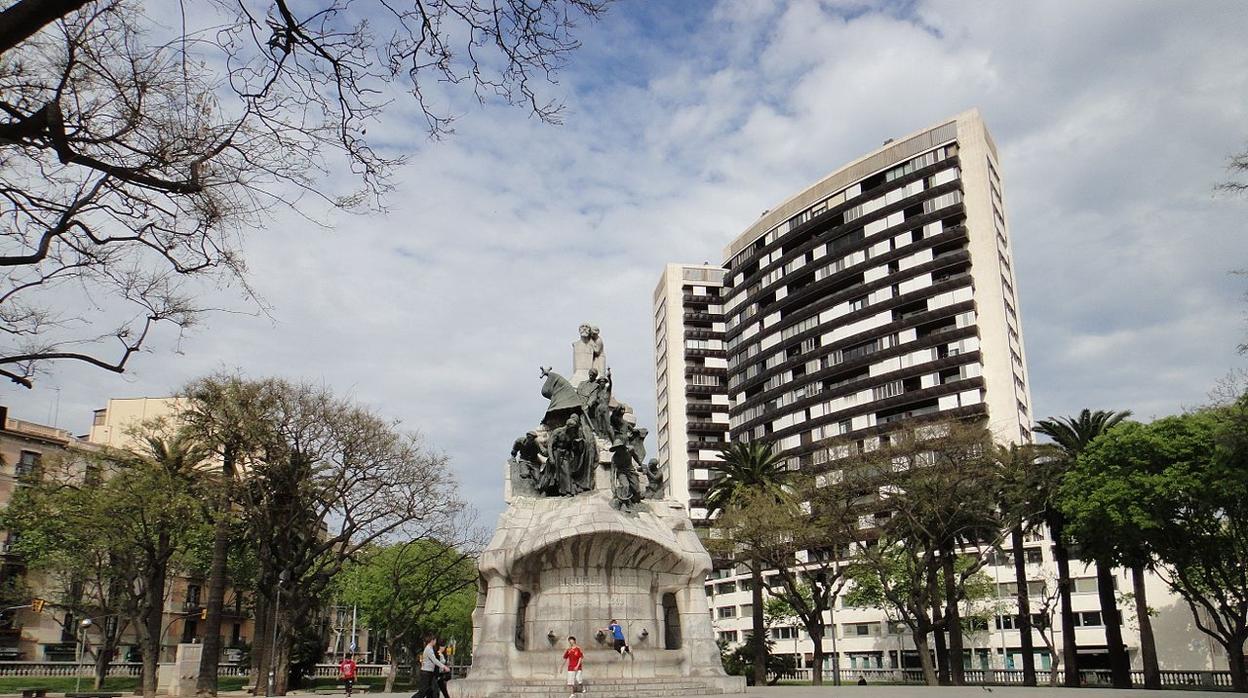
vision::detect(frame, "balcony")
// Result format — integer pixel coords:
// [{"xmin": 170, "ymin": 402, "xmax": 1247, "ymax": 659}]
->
[
  {"xmin": 685, "ymin": 401, "xmax": 716, "ymax": 416},
  {"xmin": 684, "ymin": 347, "xmax": 726, "ymax": 359},
  {"xmin": 687, "ymin": 420, "xmax": 730, "ymax": 434},
  {"xmin": 686, "ymin": 384, "xmax": 721, "ymax": 396}
]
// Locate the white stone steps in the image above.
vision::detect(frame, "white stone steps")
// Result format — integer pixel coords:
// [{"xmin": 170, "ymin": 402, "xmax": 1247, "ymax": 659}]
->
[
  {"xmin": 490, "ymin": 679, "xmax": 727, "ymax": 697},
  {"xmin": 491, "ymin": 691, "xmax": 723, "ymax": 698}
]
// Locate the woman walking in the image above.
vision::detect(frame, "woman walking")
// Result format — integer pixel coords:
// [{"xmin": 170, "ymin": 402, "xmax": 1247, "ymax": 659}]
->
[{"xmin": 415, "ymin": 634, "xmax": 448, "ymax": 698}]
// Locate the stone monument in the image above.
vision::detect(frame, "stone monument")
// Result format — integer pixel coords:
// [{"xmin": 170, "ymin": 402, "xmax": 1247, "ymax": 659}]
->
[{"xmin": 453, "ymin": 326, "xmax": 745, "ymax": 698}]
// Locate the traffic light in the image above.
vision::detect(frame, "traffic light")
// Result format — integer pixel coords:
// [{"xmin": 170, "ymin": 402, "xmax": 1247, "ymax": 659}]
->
[
  {"xmin": 200, "ymin": 608, "xmax": 208, "ymax": 621},
  {"xmin": 31, "ymin": 598, "xmax": 45, "ymax": 613}
]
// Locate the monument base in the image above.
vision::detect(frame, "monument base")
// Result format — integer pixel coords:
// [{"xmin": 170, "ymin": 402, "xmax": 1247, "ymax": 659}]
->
[{"xmin": 454, "ymin": 469, "xmax": 744, "ymax": 698}]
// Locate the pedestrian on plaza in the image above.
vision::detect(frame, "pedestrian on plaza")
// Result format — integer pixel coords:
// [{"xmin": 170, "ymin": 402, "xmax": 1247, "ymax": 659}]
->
[
  {"xmin": 562, "ymin": 636, "xmax": 586, "ymax": 697},
  {"xmin": 435, "ymin": 641, "xmax": 452, "ymax": 698},
  {"xmin": 414, "ymin": 634, "xmax": 447, "ymax": 698},
  {"xmin": 338, "ymin": 653, "xmax": 358, "ymax": 697},
  {"xmin": 600, "ymin": 619, "xmax": 630, "ymax": 657}
]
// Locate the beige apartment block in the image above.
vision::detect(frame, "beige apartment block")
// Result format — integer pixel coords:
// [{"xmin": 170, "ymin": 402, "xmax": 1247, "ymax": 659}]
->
[
  {"xmin": 89, "ymin": 396, "xmax": 183, "ymax": 449},
  {"xmin": 0, "ymin": 400, "xmax": 259, "ymax": 663}
]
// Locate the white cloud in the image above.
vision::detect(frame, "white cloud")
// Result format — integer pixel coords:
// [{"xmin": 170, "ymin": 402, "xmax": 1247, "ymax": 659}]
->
[{"xmin": 8, "ymin": 0, "xmax": 1247, "ymax": 524}]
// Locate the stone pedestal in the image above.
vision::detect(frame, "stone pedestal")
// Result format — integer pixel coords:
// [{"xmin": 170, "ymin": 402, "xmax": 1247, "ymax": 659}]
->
[
  {"xmin": 453, "ymin": 456, "xmax": 744, "ymax": 698},
  {"xmin": 170, "ymin": 643, "xmax": 201, "ymax": 697}
]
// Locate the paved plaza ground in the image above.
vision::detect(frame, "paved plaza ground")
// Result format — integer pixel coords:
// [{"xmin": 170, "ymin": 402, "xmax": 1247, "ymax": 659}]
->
[{"xmin": 744, "ymin": 688, "xmax": 1232, "ymax": 698}]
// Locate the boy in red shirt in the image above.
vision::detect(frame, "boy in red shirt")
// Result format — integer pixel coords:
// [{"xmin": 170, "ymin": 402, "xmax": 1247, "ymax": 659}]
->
[
  {"xmin": 338, "ymin": 654, "xmax": 358, "ymax": 696},
  {"xmin": 562, "ymin": 636, "xmax": 585, "ymax": 696}
]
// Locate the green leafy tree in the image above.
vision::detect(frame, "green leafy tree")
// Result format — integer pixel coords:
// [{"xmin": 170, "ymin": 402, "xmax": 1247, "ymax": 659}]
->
[
  {"xmin": 3, "ymin": 422, "xmax": 214, "ymax": 698},
  {"xmin": 840, "ymin": 421, "xmax": 1000, "ymax": 685},
  {"xmin": 994, "ymin": 441, "xmax": 1060, "ymax": 686},
  {"xmin": 179, "ymin": 372, "xmax": 282, "ymax": 697},
  {"xmin": 335, "ymin": 539, "xmax": 479, "ymax": 691},
  {"xmin": 1036, "ymin": 408, "xmax": 1133, "ymax": 689},
  {"xmin": 236, "ymin": 381, "xmax": 467, "ymax": 696},
  {"xmin": 706, "ymin": 441, "xmax": 789, "ymax": 687},
  {"xmin": 1, "ymin": 451, "xmax": 134, "ymax": 688},
  {"xmin": 1068, "ymin": 405, "xmax": 1248, "ymax": 692},
  {"xmin": 747, "ymin": 473, "xmax": 858, "ymax": 685},
  {"xmin": 1055, "ymin": 422, "xmax": 1163, "ymax": 688}
]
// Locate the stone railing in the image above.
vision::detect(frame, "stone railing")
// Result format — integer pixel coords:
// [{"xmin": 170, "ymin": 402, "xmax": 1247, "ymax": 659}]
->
[
  {"xmin": 0, "ymin": 662, "xmax": 143, "ymax": 677},
  {"xmin": 307, "ymin": 664, "xmax": 404, "ymax": 679},
  {"xmin": 776, "ymin": 666, "xmax": 1239, "ymax": 689}
]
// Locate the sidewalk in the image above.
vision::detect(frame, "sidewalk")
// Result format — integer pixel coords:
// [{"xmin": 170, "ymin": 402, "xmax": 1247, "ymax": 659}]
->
[{"xmin": 746, "ymin": 687, "xmax": 1234, "ymax": 698}]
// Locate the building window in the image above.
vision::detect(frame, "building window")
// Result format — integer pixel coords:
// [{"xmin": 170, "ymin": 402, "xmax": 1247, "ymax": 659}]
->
[
  {"xmin": 16, "ymin": 451, "xmax": 41, "ymax": 478},
  {"xmin": 717, "ymin": 607, "xmax": 736, "ymax": 619},
  {"xmin": 1076, "ymin": 611, "xmax": 1103, "ymax": 627}
]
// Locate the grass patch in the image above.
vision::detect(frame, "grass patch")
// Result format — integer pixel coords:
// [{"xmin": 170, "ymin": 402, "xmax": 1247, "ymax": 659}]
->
[
  {"xmin": 0, "ymin": 676, "xmax": 249, "ymax": 693},
  {"xmin": 0, "ymin": 677, "xmax": 138, "ymax": 692}
]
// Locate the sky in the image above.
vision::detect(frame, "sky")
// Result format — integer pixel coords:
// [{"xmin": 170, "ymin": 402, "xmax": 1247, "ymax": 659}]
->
[{"xmin": 6, "ymin": 0, "xmax": 1248, "ymax": 526}]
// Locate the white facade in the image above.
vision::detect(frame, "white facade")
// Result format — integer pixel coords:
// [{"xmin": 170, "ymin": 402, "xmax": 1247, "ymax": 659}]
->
[
  {"xmin": 652, "ymin": 264, "xmax": 729, "ymax": 518},
  {"xmin": 657, "ymin": 110, "xmax": 1231, "ymax": 676}
]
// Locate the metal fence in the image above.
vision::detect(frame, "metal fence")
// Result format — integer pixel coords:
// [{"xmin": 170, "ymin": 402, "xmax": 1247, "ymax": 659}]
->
[{"xmin": 777, "ymin": 666, "xmax": 1237, "ymax": 690}]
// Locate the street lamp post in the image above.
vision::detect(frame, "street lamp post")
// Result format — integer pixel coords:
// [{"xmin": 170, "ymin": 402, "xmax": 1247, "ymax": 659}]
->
[
  {"xmin": 267, "ymin": 570, "xmax": 290, "ymax": 697},
  {"xmin": 75, "ymin": 618, "xmax": 93, "ymax": 693}
]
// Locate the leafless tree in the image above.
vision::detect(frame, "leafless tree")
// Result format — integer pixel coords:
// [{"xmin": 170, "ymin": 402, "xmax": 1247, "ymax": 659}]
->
[
  {"xmin": 0, "ymin": 0, "xmax": 608, "ymax": 387},
  {"xmin": 1218, "ymin": 149, "xmax": 1248, "ymax": 196},
  {"xmin": 235, "ymin": 380, "xmax": 468, "ymax": 696}
]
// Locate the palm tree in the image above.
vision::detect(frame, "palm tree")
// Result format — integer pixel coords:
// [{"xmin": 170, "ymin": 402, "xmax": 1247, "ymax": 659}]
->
[
  {"xmin": 1035, "ymin": 409, "xmax": 1132, "ymax": 689},
  {"xmin": 706, "ymin": 440, "xmax": 789, "ymax": 687},
  {"xmin": 995, "ymin": 442, "xmax": 1056, "ymax": 687}
]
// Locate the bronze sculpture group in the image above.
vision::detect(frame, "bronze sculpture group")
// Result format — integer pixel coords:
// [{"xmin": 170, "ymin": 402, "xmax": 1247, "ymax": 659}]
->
[{"xmin": 508, "ymin": 325, "xmax": 666, "ymax": 510}]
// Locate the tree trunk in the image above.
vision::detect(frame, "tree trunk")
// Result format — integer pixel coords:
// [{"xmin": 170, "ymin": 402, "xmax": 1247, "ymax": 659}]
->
[
  {"xmin": 93, "ymin": 654, "xmax": 107, "ymax": 690},
  {"xmin": 1096, "ymin": 562, "xmax": 1131, "ymax": 688},
  {"xmin": 1051, "ymin": 515, "xmax": 1080, "ymax": 687},
  {"xmin": 1225, "ymin": 636, "xmax": 1246, "ymax": 693},
  {"xmin": 913, "ymin": 629, "xmax": 938, "ymax": 685},
  {"xmin": 1010, "ymin": 526, "xmax": 1037, "ymax": 686},
  {"xmin": 195, "ymin": 515, "xmax": 230, "ymax": 696},
  {"xmin": 1131, "ymin": 564, "xmax": 1160, "ymax": 689},
  {"xmin": 272, "ymin": 605, "xmax": 292, "ymax": 696},
  {"xmin": 750, "ymin": 560, "xmax": 766, "ymax": 687},
  {"xmin": 385, "ymin": 639, "xmax": 400, "ymax": 693},
  {"xmin": 1040, "ymin": 631, "xmax": 1061, "ymax": 686},
  {"xmin": 250, "ymin": 594, "xmax": 271, "ymax": 695},
  {"xmin": 197, "ymin": 449, "xmax": 236, "ymax": 698},
  {"xmin": 93, "ymin": 635, "xmax": 115, "ymax": 690},
  {"xmin": 141, "ymin": 561, "xmax": 170, "ymax": 698},
  {"xmin": 809, "ymin": 628, "xmax": 823, "ymax": 686},
  {"xmin": 927, "ymin": 565, "xmax": 949, "ymax": 685},
  {"xmin": 942, "ymin": 550, "xmax": 964, "ymax": 685}
]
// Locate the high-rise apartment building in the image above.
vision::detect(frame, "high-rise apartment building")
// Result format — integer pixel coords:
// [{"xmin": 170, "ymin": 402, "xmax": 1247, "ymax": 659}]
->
[
  {"xmin": 652, "ymin": 264, "xmax": 730, "ymax": 512},
  {"xmin": 654, "ymin": 109, "xmax": 1033, "ymax": 518},
  {"xmin": 719, "ymin": 108, "xmax": 1031, "ymax": 469},
  {"xmin": 653, "ymin": 110, "xmax": 1221, "ymax": 674}
]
